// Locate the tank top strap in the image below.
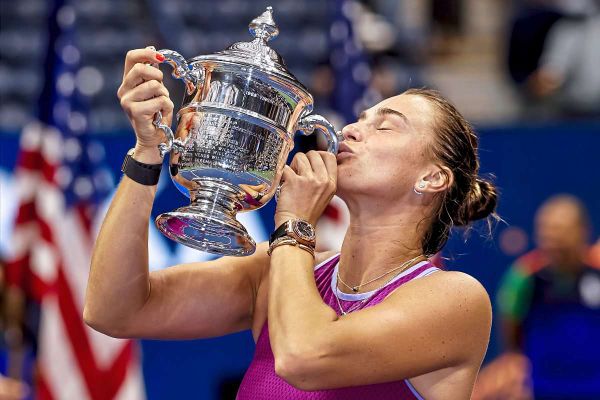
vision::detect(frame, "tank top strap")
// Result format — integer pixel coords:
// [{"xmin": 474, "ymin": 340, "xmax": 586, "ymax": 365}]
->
[
  {"xmin": 314, "ymin": 253, "xmax": 341, "ymax": 295},
  {"xmin": 329, "ymin": 260, "xmax": 441, "ymax": 310},
  {"xmin": 369, "ymin": 262, "xmax": 440, "ymax": 306}
]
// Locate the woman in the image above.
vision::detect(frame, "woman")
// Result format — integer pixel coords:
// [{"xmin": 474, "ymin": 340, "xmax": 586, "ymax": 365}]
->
[{"xmin": 84, "ymin": 47, "xmax": 496, "ymax": 399}]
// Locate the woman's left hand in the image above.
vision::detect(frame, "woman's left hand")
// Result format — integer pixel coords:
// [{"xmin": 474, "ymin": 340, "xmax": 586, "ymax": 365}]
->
[{"xmin": 274, "ymin": 150, "xmax": 337, "ymax": 227}]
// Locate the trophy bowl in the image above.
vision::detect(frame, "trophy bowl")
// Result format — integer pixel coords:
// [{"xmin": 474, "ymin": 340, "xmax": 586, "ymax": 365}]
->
[{"xmin": 153, "ymin": 7, "xmax": 341, "ymax": 256}]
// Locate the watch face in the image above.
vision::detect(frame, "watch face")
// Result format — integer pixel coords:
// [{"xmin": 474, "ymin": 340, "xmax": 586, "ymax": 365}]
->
[{"xmin": 294, "ymin": 220, "xmax": 315, "ymax": 241}]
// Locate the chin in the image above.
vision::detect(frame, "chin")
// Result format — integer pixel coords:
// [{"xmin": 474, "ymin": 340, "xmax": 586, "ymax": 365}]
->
[{"xmin": 335, "ymin": 177, "xmax": 370, "ymax": 200}]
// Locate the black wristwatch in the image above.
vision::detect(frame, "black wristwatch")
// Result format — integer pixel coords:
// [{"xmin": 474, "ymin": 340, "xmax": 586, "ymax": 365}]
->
[
  {"xmin": 269, "ymin": 219, "xmax": 316, "ymax": 247},
  {"xmin": 121, "ymin": 148, "xmax": 163, "ymax": 186}
]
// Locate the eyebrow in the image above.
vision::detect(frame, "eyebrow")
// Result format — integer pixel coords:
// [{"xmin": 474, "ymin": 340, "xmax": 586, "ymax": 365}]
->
[{"xmin": 358, "ymin": 107, "xmax": 409, "ymax": 124}]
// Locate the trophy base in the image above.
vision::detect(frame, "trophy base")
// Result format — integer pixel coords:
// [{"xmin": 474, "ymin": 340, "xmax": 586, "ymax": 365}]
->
[{"xmin": 155, "ymin": 204, "xmax": 256, "ymax": 257}]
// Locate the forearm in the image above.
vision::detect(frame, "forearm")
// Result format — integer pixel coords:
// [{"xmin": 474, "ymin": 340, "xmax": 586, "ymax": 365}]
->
[
  {"xmin": 84, "ymin": 149, "xmax": 160, "ymax": 331},
  {"xmin": 268, "ymin": 245, "xmax": 338, "ymax": 358}
]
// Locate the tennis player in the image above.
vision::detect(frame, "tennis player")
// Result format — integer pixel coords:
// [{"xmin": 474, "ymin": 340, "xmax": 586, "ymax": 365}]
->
[{"xmin": 84, "ymin": 48, "xmax": 497, "ymax": 399}]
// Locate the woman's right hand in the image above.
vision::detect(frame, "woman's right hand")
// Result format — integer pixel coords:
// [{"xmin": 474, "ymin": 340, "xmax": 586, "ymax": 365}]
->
[{"xmin": 117, "ymin": 46, "xmax": 173, "ymax": 163}]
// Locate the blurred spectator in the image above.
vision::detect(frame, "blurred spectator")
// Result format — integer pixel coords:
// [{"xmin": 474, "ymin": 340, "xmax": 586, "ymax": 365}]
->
[
  {"xmin": 1, "ymin": 259, "xmax": 29, "ymax": 400},
  {"xmin": 307, "ymin": 60, "xmax": 345, "ymax": 133},
  {"xmin": 591, "ymin": 238, "xmax": 600, "ymax": 265},
  {"xmin": 0, "ymin": 374, "xmax": 28, "ymax": 400},
  {"xmin": 528, "ymin": 7, "xmax": 600, "ymax": 117},
  {"xmin": 369, "ymin": 53, "xmax": 410, "ymax": 100},
  {"xmin": 507, "ymin": 1, "xmax": 565, "ymax": 115},
  {"xmin": 508, "ymin": 0, "xmax": 600, "ymax": 119},
  {"xmin": 431, "ymin": 0, "xmax": 463, "ymax": 34},
  {"xmin": 430, "ymin": 0, "xmax": 464, "ymax": 55},
  {"xmin": 472, "ymin": 351, "xmax": 533, "ymax": 400},
  {"xmin": 495, "ymin": 195, "xmax": 600, "ymax": 399}
]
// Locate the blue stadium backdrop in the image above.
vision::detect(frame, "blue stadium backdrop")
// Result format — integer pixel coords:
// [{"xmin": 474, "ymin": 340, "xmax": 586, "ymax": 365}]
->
[{"xmin": 1, "ymin": 120, "xmax": 599, "ymax": 399}]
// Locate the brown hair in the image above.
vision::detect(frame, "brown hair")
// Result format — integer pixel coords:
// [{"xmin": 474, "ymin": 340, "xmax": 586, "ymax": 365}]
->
[{"xmin": 404, "ymin": 88, "xmax": 498, "ymax": 255}]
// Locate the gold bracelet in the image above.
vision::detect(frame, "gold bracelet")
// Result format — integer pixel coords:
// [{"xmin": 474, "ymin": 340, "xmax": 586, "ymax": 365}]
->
[
  {"xmin": 267, "ymin": 237, "xmax": 297, "ymax": 256},
  {"xmin": 267, "ymin": 236, "xmax": 315, "ymax": 257},
  {"xmin": 296, "ymin": 243, "xmax": 316, "ymax": 257}
]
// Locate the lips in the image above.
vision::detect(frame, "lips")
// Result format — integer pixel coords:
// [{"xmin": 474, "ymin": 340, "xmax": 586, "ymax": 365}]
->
[
  {"xmin": 337, "ymin": 142, "xmax": 354, "ymax": 154},
  {"xmin": 336, "ymin": 143, "xmax": 355, "ymax": 162}
]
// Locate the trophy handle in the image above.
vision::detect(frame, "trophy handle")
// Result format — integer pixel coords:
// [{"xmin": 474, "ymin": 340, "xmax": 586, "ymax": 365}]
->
[
  {"xmin": 275, "ymin": 114, "xmax": 343, "ymax": 201},
  {"xmin": 297, "ymin": 114, "xmax": 343, "ymax": 154},
  {"xmin": 153, "ymin": 49, "xmax": 205, "ymax": 157},
  {"xmin": 156, "ymin": 49, "xmax": 204, "ymax": 95},
  {"xmin": 153, "ymin": 111, "xmax": 183, "ymax": 158}
]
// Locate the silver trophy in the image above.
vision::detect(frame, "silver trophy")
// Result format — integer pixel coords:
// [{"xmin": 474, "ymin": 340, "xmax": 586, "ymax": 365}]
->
[{"xmin": 153, "ymin": 7, "xmax": 341, "ymax": 256}]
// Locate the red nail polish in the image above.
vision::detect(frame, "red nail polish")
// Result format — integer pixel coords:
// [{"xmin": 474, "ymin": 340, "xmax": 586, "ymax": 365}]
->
[{"xmin": 155, "ymin": 53, "xmax": 165, "ymax": 62}]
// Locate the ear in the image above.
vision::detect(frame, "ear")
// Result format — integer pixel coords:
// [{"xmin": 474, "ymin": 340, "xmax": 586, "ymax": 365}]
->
[{"xmin": 415, "ymin": 165, "xmax": 453, "ymax": 194}]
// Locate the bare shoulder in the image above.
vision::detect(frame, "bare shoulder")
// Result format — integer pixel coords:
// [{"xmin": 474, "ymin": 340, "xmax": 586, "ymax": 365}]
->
[
  {"xmin": 385, "ymin": 270, "xmax": 492, "ymax": 362},
  {"xmin": 426, "ymin": 270, "xmax": 491, "ymax": 307},
  {"xmin": 424, "ymin": 270, "xmax": 491, "ymax": 328},
  {"xmin": 402, "ymin": 269, "xmax": 490, "ymax": 303}
]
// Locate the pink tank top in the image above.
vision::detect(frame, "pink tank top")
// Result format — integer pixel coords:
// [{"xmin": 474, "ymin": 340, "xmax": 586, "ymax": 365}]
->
[{"xmin": 236, "ymin": 254, "xmax": 440, "ymax": 400}]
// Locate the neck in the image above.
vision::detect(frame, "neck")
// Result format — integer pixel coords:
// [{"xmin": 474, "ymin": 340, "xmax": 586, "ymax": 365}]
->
[{"xmin": 338, "ymin": 199, "xmax": 428, "ymax": 292}]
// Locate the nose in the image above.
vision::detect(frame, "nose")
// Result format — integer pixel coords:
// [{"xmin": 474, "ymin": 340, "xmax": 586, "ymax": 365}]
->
[{"xmin": 341, "ymin": 122, "xmax": 362, "ymax": 141}]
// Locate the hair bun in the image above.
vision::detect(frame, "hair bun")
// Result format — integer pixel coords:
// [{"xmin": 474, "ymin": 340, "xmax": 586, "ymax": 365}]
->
[{"xmin": 456, "ymin": 178, "xmax": 498, "ymax": 226}]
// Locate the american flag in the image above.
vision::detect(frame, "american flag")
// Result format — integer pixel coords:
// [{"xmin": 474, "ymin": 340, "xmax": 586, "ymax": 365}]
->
[{"xmin": 5, "ymin": 1, "xmax": 145, "ymax": 398}]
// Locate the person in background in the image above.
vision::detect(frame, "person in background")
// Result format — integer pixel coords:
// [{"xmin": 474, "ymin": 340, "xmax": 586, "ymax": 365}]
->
[
  {"xmin": 527, "ymin": 4, "xmax": 600, "ymax": 118},
  {"xmin": 0, "ymin": 374, "xmax": 28, "ymax": 400},
  {"xmin": 507, "ymin": 0, "xmax": 565, "ymax": 119},
  {"xmin": 590, "ymin": 238, "xmax": 600, "ymax": 265},
  {"xmin": 0, "ymin": 260, "xmax": 29, "ymax": 400},
  {"xmin": 496, "ymin": 194, "xmax": 600, "ymax": 399},
  {"xmin": 508, "ymin": 0, "xmax": 600, "ymax": 118}
]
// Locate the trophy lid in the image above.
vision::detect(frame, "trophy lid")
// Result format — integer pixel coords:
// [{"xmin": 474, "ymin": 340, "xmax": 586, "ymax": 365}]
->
[{"xmin": 191, "ymin": 7, "xmax": 308, "ymax": 94}]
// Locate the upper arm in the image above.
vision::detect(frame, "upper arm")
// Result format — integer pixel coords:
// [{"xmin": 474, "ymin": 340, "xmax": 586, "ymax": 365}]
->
[
  {"xmin": 119, "ymin": 241, "xmax": 270, "ymax": 339},
  {"xmin": 292, "ymin": 272, "xmax": 492, "ymax": 389}
]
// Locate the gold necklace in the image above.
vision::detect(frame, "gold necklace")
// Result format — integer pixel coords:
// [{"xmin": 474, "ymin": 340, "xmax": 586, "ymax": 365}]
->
[
  {"xmin": 335, "ymin": 255, "xmax": 427, "ymax": 316},
  {"xmin": 337, "ymin": 254, "xmax": 426, "ymax": 293}
]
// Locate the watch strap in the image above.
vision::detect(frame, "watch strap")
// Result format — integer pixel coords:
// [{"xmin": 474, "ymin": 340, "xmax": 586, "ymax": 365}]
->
[
  {"xmin": 121, "ymin": 149, "xmax": 163, "ymax": 186},
  {"xmin": 269, "ymin": 221, "xmax": 290, "ymax": 245}
]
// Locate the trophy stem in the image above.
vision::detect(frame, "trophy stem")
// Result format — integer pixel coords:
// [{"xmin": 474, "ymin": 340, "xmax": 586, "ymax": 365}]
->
[{"xmin": 155, "ymin": 179, "xmax": 256, "ymax": 256}]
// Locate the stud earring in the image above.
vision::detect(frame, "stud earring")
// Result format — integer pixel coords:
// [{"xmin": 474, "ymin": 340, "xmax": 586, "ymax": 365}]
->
[{"xmin": 414, "ymin": 182, "xmax": 425, "ymax": 195}]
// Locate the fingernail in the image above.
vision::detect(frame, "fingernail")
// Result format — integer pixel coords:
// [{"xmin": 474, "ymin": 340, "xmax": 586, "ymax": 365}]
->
[
  {"xmin": 146, "ymin": 45, "xmax": 156, "ymax": 50},
  {"xmin": 155, "ymin": 53, "xmax": 165, "ymax": 62}
]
